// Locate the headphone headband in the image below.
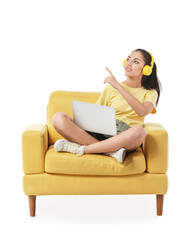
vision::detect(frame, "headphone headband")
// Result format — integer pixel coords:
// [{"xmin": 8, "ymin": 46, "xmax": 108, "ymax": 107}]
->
[{"xmin": 147, "ymin": 51, "xmax": 154, "ymax": 67}]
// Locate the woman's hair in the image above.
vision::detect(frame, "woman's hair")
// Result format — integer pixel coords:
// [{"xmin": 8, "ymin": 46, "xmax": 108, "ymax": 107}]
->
[{"xmin": 133, "ymin": 48, "xmax": 162, "ymax": 106}]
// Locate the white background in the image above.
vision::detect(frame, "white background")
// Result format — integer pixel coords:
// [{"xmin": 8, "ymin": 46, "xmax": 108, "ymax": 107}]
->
[{"xmin": 0, "ymin": 0, "xmax": 190, "ymax": 239}]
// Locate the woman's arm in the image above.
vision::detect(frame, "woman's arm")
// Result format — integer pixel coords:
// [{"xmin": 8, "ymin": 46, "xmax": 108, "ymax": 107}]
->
[
  {"xmin": 116, "ymin": 84, "xmax": 154, "ymax": 117},
  {"xmin": 104, "ymin": 66, "xmax": 154, "ymax": 117}
]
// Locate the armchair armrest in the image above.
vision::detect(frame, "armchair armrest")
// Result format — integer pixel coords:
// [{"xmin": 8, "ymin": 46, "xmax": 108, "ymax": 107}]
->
[
  {"xmin": 142, "ymin": 123, "xmax": 169, "ymax": 174},
  {"xmin": 22, "ymin": 124, "xmax": 48, "ymax": 174}
]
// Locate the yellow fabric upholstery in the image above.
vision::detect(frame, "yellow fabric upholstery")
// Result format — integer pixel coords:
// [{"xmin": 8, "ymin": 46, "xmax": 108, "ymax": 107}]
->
[
  {"xmin": 23, "ymin": 173, "xmax": 168, "ymax": 195},
  {"xmin": 143, "ymin": 123, "xmax": 168, "ymax": 174},
  {"xmin": 22, "ymin": 124, "xmax": 48, "ymax": 174},
  {"xmin": 45, "ymin": 145, "xmax": 145, "ymax": 176}
]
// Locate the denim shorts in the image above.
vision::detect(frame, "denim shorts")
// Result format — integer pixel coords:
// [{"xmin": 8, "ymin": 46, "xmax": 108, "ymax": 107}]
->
[{"xmin": 86, "ymin": 119, "xmax": 131, "ymax": 141}]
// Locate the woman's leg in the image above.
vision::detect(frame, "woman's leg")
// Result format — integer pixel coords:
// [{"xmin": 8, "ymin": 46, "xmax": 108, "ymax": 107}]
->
[
  {"xmin": 52, "ymin": 112, "xmax": 146, "ymax": 154},
  {"xmin": 52, "ymin": 112, "xmax": 100, "ymax": 145},
  {"xmin": 84, "ymin": 125, "xmax": 146, "ymax": 154}
]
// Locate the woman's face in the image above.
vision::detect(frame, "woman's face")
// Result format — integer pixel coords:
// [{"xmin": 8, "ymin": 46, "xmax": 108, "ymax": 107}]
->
[{"xmin": 124, "ymin": 51, "xmax": 145, "ymax": 78}]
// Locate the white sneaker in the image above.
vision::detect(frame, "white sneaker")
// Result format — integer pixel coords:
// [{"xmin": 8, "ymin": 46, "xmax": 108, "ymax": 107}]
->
[
  {"xmin": 104, "ymin": 148, "xmax": 127, "ymax": 163},
  {"xmin": 54, "ymin": 139, "xmax": 87, "ymax": 156}
]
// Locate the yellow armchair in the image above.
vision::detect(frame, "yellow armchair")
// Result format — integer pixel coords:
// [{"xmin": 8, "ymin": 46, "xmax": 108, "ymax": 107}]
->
[{"xmin": 22, "ymin": 91, "xmax": 168, "ymax": 217}]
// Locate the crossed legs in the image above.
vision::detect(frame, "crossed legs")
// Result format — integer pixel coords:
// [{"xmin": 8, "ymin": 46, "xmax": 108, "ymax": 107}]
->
[{"xmin": 52, "ymin": 112, "xmax": 146, "ymax": 154}]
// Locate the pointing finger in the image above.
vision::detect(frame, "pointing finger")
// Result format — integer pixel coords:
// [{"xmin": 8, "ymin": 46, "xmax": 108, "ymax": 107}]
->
[{"xmin": 105, "ymin": 66, "xmax": 113, "ymax": 75}]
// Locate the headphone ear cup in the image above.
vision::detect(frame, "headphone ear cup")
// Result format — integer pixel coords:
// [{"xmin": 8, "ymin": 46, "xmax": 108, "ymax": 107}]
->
[
  {"xmin": 142, "ymin": 65, "xmax": 152, "ymax": 76},
  {"xmin": 123, "ymin": 59, "xmax": 127, "ymax": 67}
]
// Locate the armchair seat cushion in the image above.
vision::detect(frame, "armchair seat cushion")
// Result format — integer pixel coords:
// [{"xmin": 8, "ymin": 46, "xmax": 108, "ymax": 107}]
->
[{"xmin": 45, "ymin": 145, "xmax": 146, "ymax": 176}]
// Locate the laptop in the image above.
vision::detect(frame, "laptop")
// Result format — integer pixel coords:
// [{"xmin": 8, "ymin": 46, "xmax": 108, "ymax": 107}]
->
[{"xmin": 72, "ymin": 100, "xmax": 117, "ymax": 136}]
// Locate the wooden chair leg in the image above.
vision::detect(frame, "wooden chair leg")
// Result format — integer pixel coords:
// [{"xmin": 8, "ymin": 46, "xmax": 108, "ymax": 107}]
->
[
  {"xmin": 156, "ymin": 194, "xmax": 164, "ymax": 216},
  {"xmin": 28, "ymin": 195, "xmax": 36, "ymax": 217}
]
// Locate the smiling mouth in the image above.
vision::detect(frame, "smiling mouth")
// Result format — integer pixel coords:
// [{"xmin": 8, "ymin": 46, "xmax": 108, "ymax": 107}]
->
[{"xmin": 125, "ymin": 67, "xmax": 132, "ymax": 72}]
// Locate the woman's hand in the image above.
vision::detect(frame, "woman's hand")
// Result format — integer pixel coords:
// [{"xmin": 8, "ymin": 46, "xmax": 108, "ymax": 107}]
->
[{"xmin": 104, "ymin": 67, "xmax": 120, "ymax": 89}]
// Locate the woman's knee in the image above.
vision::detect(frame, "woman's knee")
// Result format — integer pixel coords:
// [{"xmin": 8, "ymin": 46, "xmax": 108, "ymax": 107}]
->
[
  {"xmin": 52, "ymin": 112, "xmax": 68, "ymax": 129},
  {"xmin": 123, "ymin": 126, "xmax": 146, "ymax": 150},
  {"xmin": 131, "ymin": 125, "xmax": 146, "ymax": 143},
  {"xmin": 134, "ymin": 125, "xmax": 146, "ymax": 140},
  {"xmin": 123, "ymin": 125, "xmax": 146, "ymax": 144}
]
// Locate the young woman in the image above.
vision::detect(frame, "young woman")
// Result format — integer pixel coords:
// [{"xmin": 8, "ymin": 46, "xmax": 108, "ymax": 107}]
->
[{"xmin": 52, "ymin": 49, "xmax": 161, "ymax": 163}]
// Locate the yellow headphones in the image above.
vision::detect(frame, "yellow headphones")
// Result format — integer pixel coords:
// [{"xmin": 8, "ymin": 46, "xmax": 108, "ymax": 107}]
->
[{"xmin": 123, "ymin": 51, "xmax": 154, "ymax": 76}]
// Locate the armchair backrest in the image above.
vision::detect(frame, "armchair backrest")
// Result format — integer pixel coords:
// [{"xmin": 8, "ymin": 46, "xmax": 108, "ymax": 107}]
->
[{"xmin": 47, "ymin": 91, "xmax": 100, "ymax": 145}]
